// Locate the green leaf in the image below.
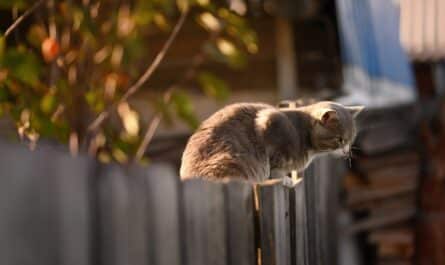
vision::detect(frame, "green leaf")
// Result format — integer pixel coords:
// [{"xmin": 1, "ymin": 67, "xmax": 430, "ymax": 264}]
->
[
  {"xmin": 0, "ymin": 35, "xmax": 5, "ymax": 60},
  {"xmin": 156, "ymin": 0, "xmax": 176, "ymax": 15},
  {"xmin": 26, "ymin": 24, "xmax": 47, "ymax": 48},
  {"xmin": 72, "ymin": 7, "xmax": 85, "ymax": 30},
  {"xmin": 85, "ymin": 90, "xmax": 96, "ymax": 106},
  {"xmin": 171, "ymin": 90, "xmax": 199, "ymax": 129},
  {"xmin": 0, "ymin": 84, "xmax": 12, "ymax": 102},
  {"xmin": 153, "ymin": 13, "xmax": 171, "ymax": 31},
  {"xmin": 197, "ymin": 71, "xmax": 230, "ymax": 101},
  {"xmin": 217, "ymin": 38, "xmax": 247, "ymax": 68},
  {"xmin": 1, "ymin": 48, "xmax": 41, "ymax": 87},
  {"xmin": 122, "ymin": 35, "xmax": 144, "ymax": 66},
  {"xmin": 203, "ymin": 41, "xmax": 227, "ymax": 63},
  {"xmin": 196, "ymin": 12, "xmax": 222, "ymax": 32},
  {"xmin": 226, "ymin": 25, "xmax": 258, "ymax": 54},
  {"xmin": 218, "ymin": 8, "xmax": 258, "ymax": 53},
  {"xmin": 176, "ymin": 0, "xmax": 189, "ymax": 13},
  {"xmin": 40, "ymin": 94, "xmax": 56, "ymax": 114},
  {"xmin": 154, "ymin": 99, "xmax": 174, "ymax": 126},
  {"xmin": 30, "ymin": 112, "xmax": 67, "ymax": 140},
  {"xmin": 72, "ymin": 6, "xmax": 98, "ymax": 38},
  {"xmin": 0, "ymin": 0, "xmax": 28, "ymax": 9},
  {"xmin": 134, "ymin": 2, "xmax": 155, "ymax": 26},
  {"xmin": 85, "ymin": 90, "xmax": 105, "ymax": 113},
  {"xmin": 204, "ymin": 40, "xmax": 247, "ymax": 69}
]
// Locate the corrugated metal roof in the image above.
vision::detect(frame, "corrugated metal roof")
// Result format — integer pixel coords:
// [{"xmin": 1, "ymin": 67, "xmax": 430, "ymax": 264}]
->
[{"xmin": 400, "ymin": 0, "xmax": 445, "ymax": 61}]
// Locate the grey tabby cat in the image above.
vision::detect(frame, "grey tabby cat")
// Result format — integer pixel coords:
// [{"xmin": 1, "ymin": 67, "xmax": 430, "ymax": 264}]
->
[{"xmin": 180, "ymin": 101, "xmax": 363, "ymax": 184}]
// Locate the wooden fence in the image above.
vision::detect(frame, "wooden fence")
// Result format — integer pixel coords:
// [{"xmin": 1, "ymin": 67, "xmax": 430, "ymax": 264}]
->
[{"xmin": 0, "ymin": 140, "xmax": 343, "ymax": 265}]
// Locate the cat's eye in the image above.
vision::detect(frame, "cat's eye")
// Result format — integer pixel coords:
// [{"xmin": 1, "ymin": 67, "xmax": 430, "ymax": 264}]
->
[{"xmin": 337, "ymin": 137, "xmax": 344, "ymax": 144}]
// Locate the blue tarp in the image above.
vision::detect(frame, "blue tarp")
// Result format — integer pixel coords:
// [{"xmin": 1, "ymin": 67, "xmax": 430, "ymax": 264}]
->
[{"xmin": 335, "ymin": 0, "xmax": 416, "ymax": 107}]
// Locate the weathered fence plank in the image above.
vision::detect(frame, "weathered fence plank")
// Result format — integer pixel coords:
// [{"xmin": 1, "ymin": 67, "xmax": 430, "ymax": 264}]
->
[
  {"xmin": 316, "ymin": 156, "xmax": 343, "ymax": 265},
  {"xmin": 225, "ymin": 180, "xmax": 256, "ymax": 265},
  {"xmin": 0, "ymin": 143, "xmax": 58, "ymax": 265},
  {"xmin": 0, "ymin": 142, "xmax": 92, "ymax": 265},
  {"xmin": 54, "ymin": 153, "xmax": 93, "ymax": 265},
  {"xmin": 97, "ymin": 164, "xmax": 151, "ymax": 265},
  {"xmin": 97, "ymin": 165, "xmax": 130, "ymax": 265},
  {"xmin": 126, "ymin": 166, "xmax": 152, "ymax": 265},
  {"xmin": 183, "ymin": 179, "xmax": 227, "ymax": 265},
  {"xmin": 142, "ymin": 164, "xmax": 181, "ymax": 265},
  {"xmin": 303, "ymin": 163, "xmax": 318, "ymax": 265},
  {"xmin": 256, "ymin": 183, "xmax": 291, "ymax": 265},
  {"xmin": 304, "ymin": 156, "xmax": 344, "ymax": 265},
  {"xmin": 290, "ymin": 179, "xmax": 308, "ymax": 265}
]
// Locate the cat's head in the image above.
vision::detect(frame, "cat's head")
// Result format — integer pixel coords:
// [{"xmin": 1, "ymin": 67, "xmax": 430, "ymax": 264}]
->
[{"xmin": 304, "ymin": 101, "xmax": 364, "ymax": 155}]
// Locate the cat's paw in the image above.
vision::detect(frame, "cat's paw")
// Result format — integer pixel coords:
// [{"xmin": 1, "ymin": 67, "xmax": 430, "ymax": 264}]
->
[{"xmin": 282, "ymin": 176, "xmax": 299, "ymax": 188}]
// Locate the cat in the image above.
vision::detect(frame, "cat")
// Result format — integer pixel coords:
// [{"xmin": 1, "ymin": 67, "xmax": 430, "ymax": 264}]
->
[{"xmin": 180, "ymin": 101, "xmax": 363, "ymax": 185}]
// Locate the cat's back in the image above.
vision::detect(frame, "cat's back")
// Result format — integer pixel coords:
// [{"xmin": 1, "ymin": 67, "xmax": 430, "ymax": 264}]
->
[
  {"xmin": 180, "ymin": 102, "xmax": 273, "ymax": 180},
  {"xmin": 198, "ymin": 102, "xmax": 270, "ymax": 128}
]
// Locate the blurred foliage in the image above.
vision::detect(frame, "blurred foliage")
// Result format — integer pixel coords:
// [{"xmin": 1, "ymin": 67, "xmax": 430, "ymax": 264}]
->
[{"xmin": 0, "ymin": 0, "xmax": 258, "ymax": 163}]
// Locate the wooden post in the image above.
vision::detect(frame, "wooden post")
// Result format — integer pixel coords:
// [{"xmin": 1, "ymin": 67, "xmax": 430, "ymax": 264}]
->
[
  {"xmin": 256, "ymin": 182, "xmax": 291, "ymax": 265},
  {"xmin": 0, "ymin": 142, "xmax": 92, "ymax": 265},
  {"xmin": 289, "ymin": 179, "xmax": 309, "ymax": 265},
  {"xmin": 417, "ymin": 104, "xmax": 445, "ymax": 265},
  {"xmin": 303, "ymin": 163, "xmax": 318, "ymax": 265},
  {"xmin": 225, "ymin": 180, "xmax": 256, "ymax": 265},
  {"xmin": 303, "ymin": 156, "xmax": 342, "ymax": 265},
  {"xmin": 0, "ymin": 143, "xmax": 56, "ymax": 265},
  {"xmin": 183, "ymin": 179, "xmax": 227, "ymax": 265},
  {"xmin": 97, "ymin": 165, "xmax": 134, "ymax": 265},
  {"xmin": 276, "ymin": 17, "xmax": 299, "ymax": 100},
  {"xmin": 142, "ymin": 164, "xmax": 181, "ymax": 265},
  {"xmin": 54, "ymin": 154, "xmax": 93, "ymax": 265}
]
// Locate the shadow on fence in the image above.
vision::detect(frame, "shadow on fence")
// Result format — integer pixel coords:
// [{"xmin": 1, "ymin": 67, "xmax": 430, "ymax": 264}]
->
[{"xmin": 0, "ymin": 140, "xmax": 343, "ymax": 265}]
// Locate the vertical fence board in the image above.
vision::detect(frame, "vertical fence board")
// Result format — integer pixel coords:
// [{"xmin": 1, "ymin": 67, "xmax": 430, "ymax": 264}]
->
[
  {"xmin": 303, "ymin": 163, "xmax": 318, "ymax": 265},
  {"xmin": 143, "ymin": 164, "xmax": 181, "ymax": 265},
  {"xmin": 313, "ymin": 161, "xmax": 325, "ymax": 265},
  {"xmin": 54, "ymin": 154, "xmax": 92, "ymax": 265},
  {"xmin": 98, "ymin": 164, "xmax": 151, "ymax": 265},
  {"xmin": 127, "ymin": 167, "xmax": 152, "ymax": 265},
  {"xmin": 317, "ymin": 156, "xmax": 345, "ymax": 265},
  {"xmin": 318, "ymin": 159, "xmax": 332, "ymax": 265},
  {"xmin": 0, "ymin": 143, "xmax": 60, "ymax": 265},
  {"xmin": 97, "ymin": 165, "xmax": 130, "ymax": 265},
  {"xmin": 290, "ymin": 180, "xmax": 308, "ymax": 265},
  {"xmin": 257, "ymin": 183, "xmax": 291, "ymax": 265},
  {"xmin": 183, "ymin": 179, "xmax": 227, "ymax": 265},
  {"xmin": 225, "ymin": 180, "xmax": 256, "ymax": 265},
  {"xmin": 305, "ymin": 156, "xmax": 343, "ymax": 265}
]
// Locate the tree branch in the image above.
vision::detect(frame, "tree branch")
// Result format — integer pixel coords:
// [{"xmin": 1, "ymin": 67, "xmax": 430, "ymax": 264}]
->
[
  {"xmin": 4, "ymin": 0, "xmax": 46, "ymax": 38},
  {"xmin": 87, "ymin": 9, "xmax": 189, "ymax": 133},
  {"xmin": 134, "ymin": 51, "xmax": 207, "ymax": 161}
]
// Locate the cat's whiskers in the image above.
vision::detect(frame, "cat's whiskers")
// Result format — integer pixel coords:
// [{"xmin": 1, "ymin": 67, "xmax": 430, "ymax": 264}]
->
[
  {"xmin": 341, "ymin": 147, "xmax": 350, "ymax": 164},
  {"xmin": 341, "ymin": 145, "xmax": 349, "ymax": 156},
  {"xmin": 341, "ymin": 145, "xmax": 353, "ymax": 168},
  {"xmin": 348, "ymin": 149, "xmax": 352, "ymax": 168}
]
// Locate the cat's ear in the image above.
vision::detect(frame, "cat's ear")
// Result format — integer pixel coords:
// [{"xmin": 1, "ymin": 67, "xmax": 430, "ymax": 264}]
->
[
  {"xmin": 347, "ymin": 106, "xmax": 365, "ymax": 118},
  {"xmin": 320, "ymin": 109, "xmax": 339, "ymax": 126}
]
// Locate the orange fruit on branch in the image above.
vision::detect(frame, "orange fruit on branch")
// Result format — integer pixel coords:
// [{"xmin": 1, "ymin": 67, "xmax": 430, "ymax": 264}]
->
[{"xmin": 41, "ymin": 38, "xmax": 60, "ymax": 62}]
